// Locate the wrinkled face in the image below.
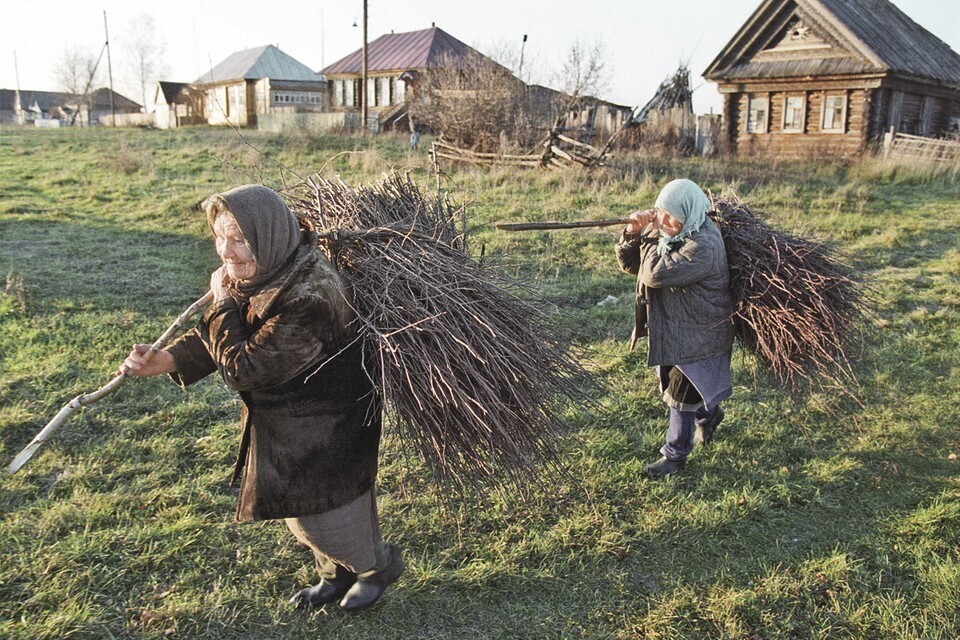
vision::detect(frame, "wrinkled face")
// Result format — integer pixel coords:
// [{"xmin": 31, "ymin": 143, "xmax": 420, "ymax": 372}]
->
[
  {"xmin": 213, "ymin": 212, "xmax": 257, "ymax": 280},
  {"xmin": 656, "ymin": 209, "xmax": 684, "ymax": 237}
]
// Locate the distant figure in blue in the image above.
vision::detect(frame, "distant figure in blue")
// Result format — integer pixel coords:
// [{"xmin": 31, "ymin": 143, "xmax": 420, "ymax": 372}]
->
[{"xmin": 615, "ymin": 179, "xmax": 735, "ymax": 478}]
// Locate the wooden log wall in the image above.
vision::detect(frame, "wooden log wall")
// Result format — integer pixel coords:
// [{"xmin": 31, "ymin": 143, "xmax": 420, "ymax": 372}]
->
[{"xmin": 730, "ymin": 88, "xmax": 867, "ymax": 158}]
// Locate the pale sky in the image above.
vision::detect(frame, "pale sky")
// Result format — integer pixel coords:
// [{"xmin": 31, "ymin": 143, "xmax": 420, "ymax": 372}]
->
[{"xmin": 2, "ymin": 0, "xmax": 958, "ymax": 115}]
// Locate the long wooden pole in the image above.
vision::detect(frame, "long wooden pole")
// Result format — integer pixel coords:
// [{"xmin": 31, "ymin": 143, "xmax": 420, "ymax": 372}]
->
[
  {"xmin": 495, "ymin": 217, "xmax": 631, "ymax": 231},
  {"xmin": 361, "ymin": 0, "xmax": 368, "ymax": 131},
  {"xmin": 7, "ymin": 291, "xmax": 213, "ymax": 474},
  {"xmin": 104, "ymin": 11, "xmax": 116, "ymax": 126}
]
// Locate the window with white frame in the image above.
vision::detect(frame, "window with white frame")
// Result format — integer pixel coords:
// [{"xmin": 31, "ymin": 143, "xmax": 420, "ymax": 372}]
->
[
  {"xmin": 396, "ymin": 78, "xmax": 406, "ymax": 103},
  {"xmin": 747, "ymin": 95, "xmax": 768, "ymax": 133},
  {"xmin": 345, "ymin": 80, "xmax": 355, "ymax": 107},
  {"xmin": 229, "ymin": 85, "xmax": 245, "ymax": 112},
  {"xmin": 783, "ymin": 96, "xmax": 805, "ymax": 132},
  {"xmin": 273, "ymin": 91, "xmax": 321, "ymax": 105},
  {"xmin": 821, "ymin": 94, "xmax": 846, "ymax": 132},
  {"xmin": 379, "ymin": 77, "xmax": 391, "ymax": 105}
]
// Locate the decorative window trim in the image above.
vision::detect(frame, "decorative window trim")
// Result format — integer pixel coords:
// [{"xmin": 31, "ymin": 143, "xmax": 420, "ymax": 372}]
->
[
  {"xmin": 272, "ymin": 91, "xmax": 323, "ymax": 105},
  {"xmin": 820, "ymin": 93, "xmax": 847, "ymax": 133},
  {"xmin": 747, "ymin": 94, "xmax": 769, "ymax": 133},
  {"xmin": 782, "ymin": 95, "xmax": 806, "ymax": 133}
]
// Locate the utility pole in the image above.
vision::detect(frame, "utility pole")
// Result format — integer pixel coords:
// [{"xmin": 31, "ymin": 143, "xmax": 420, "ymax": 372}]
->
[
  {"xmin": 518, "ymin": 34, "xmax": 528, "ymax": 80},
  {"xmin": 13, "ymin": 49, "xmax": 22, "ymax": 125},
  {"xmin": 104, "ymin": 11, "xmax": 116, "ymax": 126},
  {"xmin": 361, "ymin": 0, "xmax": 368, "ymax": 131}
]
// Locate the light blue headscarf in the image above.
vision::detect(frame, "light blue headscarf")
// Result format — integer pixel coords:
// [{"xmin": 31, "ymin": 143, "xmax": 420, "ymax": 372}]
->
[{"xmin": 654, "ymin": 179, "xmax": 712, "ymax": 256}]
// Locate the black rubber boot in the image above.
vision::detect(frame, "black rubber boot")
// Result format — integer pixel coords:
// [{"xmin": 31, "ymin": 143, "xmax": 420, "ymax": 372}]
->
[
  {"xmin": 694, "ymin": 406, "xmax": 725, "ymax": 445},
  {"xmin": 338, "ymin": 543, "xmax": 404, "ymax": 612},
  {"xmin": 645, "ymin": 456, "xmax": 686, "ymax": 478},
  {"xmin": 290, "ymin": 564, "xmax": 357, "ymax": 609}
]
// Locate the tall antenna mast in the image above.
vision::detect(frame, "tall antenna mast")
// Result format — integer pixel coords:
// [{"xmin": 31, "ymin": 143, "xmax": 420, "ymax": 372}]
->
[{"xmin": 103, "ymin": 11, "xmax": 116, "ymax": 126}]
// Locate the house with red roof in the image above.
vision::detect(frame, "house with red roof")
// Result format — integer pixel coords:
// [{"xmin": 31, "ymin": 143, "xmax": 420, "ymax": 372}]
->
[{"xmin": 321, "ymin": 25, "xmax": 499, "ymax": 131}]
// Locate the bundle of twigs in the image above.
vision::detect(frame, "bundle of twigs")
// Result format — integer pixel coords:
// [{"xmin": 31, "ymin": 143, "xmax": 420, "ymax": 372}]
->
[
  {"xmin": 284, "ymin": 173, "xmax": 594, "ymax": 494},
  {"xmin": 708, "ymin": 193, "xmax": 869, "ymax": 394}
]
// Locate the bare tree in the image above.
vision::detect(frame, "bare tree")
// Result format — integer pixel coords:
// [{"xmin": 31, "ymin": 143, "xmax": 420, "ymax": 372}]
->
[
  {"xmin": 408, "ymin": 52, "xmax": 522, "ymax": 151},
  {"xmin": 555, "ymin": 38, "xmax": 611, "ymax": 102},
  {"xmin": 54, "ymin": 45, "xmax": 101, "ymax": 96},
  {"xmin": 122, "ymin": 15, "xmax": 167, "ymax": 111},
  {"xmin": 53, "ymin": 45, "xmax": 102, "ymax": 125}
]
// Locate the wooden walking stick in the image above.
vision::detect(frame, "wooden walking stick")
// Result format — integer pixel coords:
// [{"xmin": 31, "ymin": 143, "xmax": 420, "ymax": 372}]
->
[
  {"xmin": 495, "ymin": 217, "xmax": 631, "ymax": 231},
  {"xmin": 7, "ymin": 291, "xmax": 214, "ymax": 474}
]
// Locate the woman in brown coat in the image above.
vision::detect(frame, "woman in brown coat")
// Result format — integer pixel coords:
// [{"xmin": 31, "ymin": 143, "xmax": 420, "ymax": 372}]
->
[{"xmin": 120, "ymin": 185, "xmax": 402, "ymax": 612}]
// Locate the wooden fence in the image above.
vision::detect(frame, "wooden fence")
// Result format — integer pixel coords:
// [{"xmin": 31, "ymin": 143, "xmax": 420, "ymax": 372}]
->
[
  {"xmin": 430, "ymin": 113, "xmax": 631, "ymax": 171},
  {"xmin": 882, "ymin": 130, "xmax": 960, "ymax": 164}
]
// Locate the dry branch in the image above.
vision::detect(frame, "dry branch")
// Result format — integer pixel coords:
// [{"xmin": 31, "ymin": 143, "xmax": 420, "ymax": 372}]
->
[
  {"xmin": 284, "ymin": 173, "xmax": 596, "ymax": 494},
  {"xmin": 708, "ymin": 193, "xmax": 869, "ymax": 394},
  {"xmin": 8, "ymin": 291, "xmax": 214, "ymax": 474}
]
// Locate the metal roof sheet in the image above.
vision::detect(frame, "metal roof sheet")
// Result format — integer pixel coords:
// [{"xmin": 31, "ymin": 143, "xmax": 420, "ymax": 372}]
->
[
  {"xmin": 197, "ymin": 44, "xmax": 325, "ymax": 84},
  {"xmin": 322, "ymin": 26, "xmax": 482, "ymax": 75}
]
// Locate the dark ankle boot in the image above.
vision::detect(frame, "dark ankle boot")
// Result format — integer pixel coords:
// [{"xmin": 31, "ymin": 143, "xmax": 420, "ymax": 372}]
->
[
  {"xmin": 339, "ymin": 543, "xmax": 404, "ymax": 612},
  {"xmin": 290, "ymin": 567, "xmax": 357, "ymax": 609},
  {"xmin": 694, "ymin": 406, "xmax": 724, "ymax": 445},
  {"xmin": 645, "ymin": 456, "xmax": 686, "ymax": 478}
]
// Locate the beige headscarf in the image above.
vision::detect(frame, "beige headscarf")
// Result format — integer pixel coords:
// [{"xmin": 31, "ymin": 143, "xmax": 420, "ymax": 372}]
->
[{"xmin": 204, "ymin": 184, "xmax": 302, "ymax": 298}]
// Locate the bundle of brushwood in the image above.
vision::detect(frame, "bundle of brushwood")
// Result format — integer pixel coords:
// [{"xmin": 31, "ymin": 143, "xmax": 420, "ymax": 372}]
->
[
  {"xmin": 284, "ymin": 172, "xmax": 594, "ymax": 494},
  {"xmin": 708, "ymin": 193, "xmax": 869, "ymax": 394}
]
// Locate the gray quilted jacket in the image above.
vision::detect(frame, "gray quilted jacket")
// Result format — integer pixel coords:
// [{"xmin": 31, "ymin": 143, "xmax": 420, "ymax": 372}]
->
[{"xmin": 616, "ymin": 217, "xmax": 735, "ymax": 366}]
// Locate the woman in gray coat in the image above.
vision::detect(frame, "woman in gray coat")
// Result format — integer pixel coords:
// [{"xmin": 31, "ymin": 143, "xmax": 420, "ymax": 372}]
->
[
  {"xmin": 616, "ymin": 179, "xmax": 735, "ymax": 478},
  {"xmin": 120, "ymin": 185, "xmax": 402, "ymax": 611}
]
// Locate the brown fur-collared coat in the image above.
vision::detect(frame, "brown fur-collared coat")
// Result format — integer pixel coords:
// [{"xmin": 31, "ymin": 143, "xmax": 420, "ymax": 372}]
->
[{"xmin": 166, "ymin": 234, "xmax": 380, "ymax": 522}]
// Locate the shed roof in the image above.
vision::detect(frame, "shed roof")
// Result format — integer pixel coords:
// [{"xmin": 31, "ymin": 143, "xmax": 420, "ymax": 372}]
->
[
  {"xmin": 322, "ymin": 26, "xmax": 486, "ymax": 75},
  {"xmin": 704, "ymin": 0, "xmax": 960, "ymax": 86},
  {"xmin": 89, "ymin": 88, "xmax": 141, "ymax": 110},
  {"xmin": 157, "ymin": 81, "xmax": 190, "ymax": 104},
  {"xmin": 196, "ymin": 44, "xmax": 325, "ymax": 85},
  {"xmin": 14, "ymin": 90, "xmax": 76, "ymax": 111}
]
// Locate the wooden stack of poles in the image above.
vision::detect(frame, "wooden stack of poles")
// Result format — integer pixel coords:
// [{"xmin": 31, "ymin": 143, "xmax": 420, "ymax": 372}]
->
[
  {"xmin": 284, "ymin": 172, "xmax": 596, "ymax": 495},
  {"xmin": 430, "ymin": 111, "xmax": 632, "ymax": 171}
]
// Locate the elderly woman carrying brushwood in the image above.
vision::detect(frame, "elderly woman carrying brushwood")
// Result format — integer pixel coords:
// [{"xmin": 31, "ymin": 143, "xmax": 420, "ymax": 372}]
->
[
  {"xmin": 615, "ymin": 178, "xmax": 735, "ymax": 478},
  {"xmin": 119, "ymin": 185, "xmax": 403, "ymax": 612}
]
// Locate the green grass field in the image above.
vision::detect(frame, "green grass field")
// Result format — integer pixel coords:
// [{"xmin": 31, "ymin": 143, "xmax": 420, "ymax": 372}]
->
[{"xmin": 1, "ymin": 126, "xmax": 958, "ymax": 639}]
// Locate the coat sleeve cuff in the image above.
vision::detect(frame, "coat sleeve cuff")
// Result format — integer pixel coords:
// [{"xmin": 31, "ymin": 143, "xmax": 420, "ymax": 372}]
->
[{"xmin": 166, "ymin": 329, "xmax": 217, "ymax": 387}]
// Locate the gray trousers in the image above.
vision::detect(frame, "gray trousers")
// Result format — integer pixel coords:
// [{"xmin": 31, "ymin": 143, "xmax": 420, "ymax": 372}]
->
[
  {"xmin": 285, "ymin": 488, "xmax": 383, "ymax": 577},
  {"xmin": 661, "ymin": 406, "xmax": 719, "ymax": 461}
]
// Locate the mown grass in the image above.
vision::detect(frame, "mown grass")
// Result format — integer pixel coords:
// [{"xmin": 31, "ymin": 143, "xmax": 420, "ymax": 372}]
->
[{"xmin": 1, "ymin": 126, "xmax": 958, "ymax": 639}]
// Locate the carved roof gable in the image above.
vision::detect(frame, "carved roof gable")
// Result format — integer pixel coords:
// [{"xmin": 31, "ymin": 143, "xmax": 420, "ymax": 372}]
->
[
  {"xmin": 704, "ymin": 0, "xmax": 960, "ymax": 84},
  {"xmin": 762, "ymin": 18, "xmax": 831, "ymax": 54}
]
